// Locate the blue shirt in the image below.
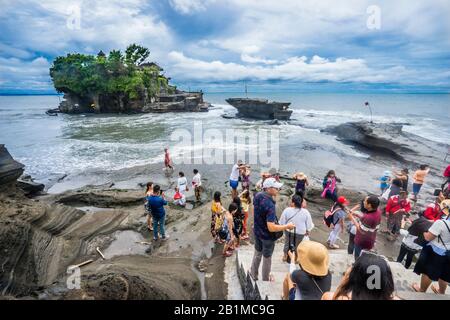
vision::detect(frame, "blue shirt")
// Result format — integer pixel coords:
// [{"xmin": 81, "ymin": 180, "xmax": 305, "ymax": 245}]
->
[
  {"xmin": 253, "ymin": 192, "xmax": 277, "ymax": 240},
  {"xmin": 380, "ymin": 175, "xmax": 389, "ymax": 189},
  {"xmin": 146, "ymin": 195, "xmax": 168, "ymax": 218}
]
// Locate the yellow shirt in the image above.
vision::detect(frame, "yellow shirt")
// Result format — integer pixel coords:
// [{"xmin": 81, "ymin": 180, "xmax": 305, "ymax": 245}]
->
[
  {"xmin": 413, "ymin": 169, "xmax": 429, "ymax": 184},
  {"xmin": 211, "ymin": 201, "xmax": 222, "ymax": 215},
  {"xmin": 240, "ymin": 197, "xmax": 250, "ymax": 212}
]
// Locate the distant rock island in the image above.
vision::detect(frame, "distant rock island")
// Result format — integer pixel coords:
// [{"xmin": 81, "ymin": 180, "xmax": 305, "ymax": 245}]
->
[{"xmin": 49, "ymin": 44, "xmax": 210, "ymax": 114}]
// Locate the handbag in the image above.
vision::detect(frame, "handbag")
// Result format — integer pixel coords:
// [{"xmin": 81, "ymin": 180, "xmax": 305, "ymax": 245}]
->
[{"xmin": 270, "ymin": 215, "xmax": 284, "ymax": 241}]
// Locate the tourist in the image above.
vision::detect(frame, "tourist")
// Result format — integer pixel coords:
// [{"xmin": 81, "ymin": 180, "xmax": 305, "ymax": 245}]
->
[
  {"xmin": 173, "ymin": 186, "xmax": 186, "ymax": 207},
  {"xmin": 412, "ymin": 202, "xmax": 450, "ymax": 294},
  {"xmin": 280, "ymin": 194, "xmax": 314, "ymax": 262},
  {"xmin": 293, "ymin": 172, "xmax": 309, "ymax": 195},
  {"xmin": 177, "ymin": 171, "xmax": 188, "ymax": 195},
  {"xmin": 441, "ymin": 164, "xmax": 450, "ymax": 191},
  {"xmin": 322, "ymin": 252, "xmax": 397, "ymax": 300},
  {"xmin": 412, "ymin": 165, "xmax": 430, "ymax": 199},
  {"xmin": 347, "ymin": 195, "xmax": 382, "ymax": 259},
  {"xmin": 379, "ymin": 170, "xmax": 392, "ymax": 195},
  {"xmin": 232, "ymin": 196, "xmax": 244, "ymax": 248},
  {"xmin": 220, "ymin": 203, "xmax": 237, "ymax": 257},
  {"xmin": 147, "ymin": 185, "xmax": 168, "ymax": 241},
  {"xmin": 250, "ymin": 178, "xmax": 295, "ymax": 281},
  {"xmin": 396, "ymin": 218, "xmax": 424, "ymax": 269},
  {"xmin": 325, "ymin": 196, "xmax": 349, "ymax": 250},
  {"xmin": 385, "ymin": 190, "xmax": 412, "ymax": 240},
  {"xmin": 192, "ymin": 169, "xmax": 202, "ymax": 202},
  {"xmin": 269, "ymin": 168, "xmax": 281, "ymax": 182},
  {"xmin": 144, "ymin": 182, "xmax": 154, "ymax": 231},
  {"xmin": 321, "ymin": 170, "xmax": 341, "ymax": 202},
  {"xmin": 241, "ymin": 166, "xmax": 251, "ymax": 191},
  {"xmin": 423, "ymin": 196, "xmax": 445, "ymax": 221},
  {"xmin": 282, "ymin": 241, "xmax": 331, "ymax": 300},
  {"xmin": 388, "ymin": 178, "xmax": 403, "ymax": 198},
  {"xmin": 394, "ymin": 168, "xmax": 409, "ymax": 192},
  {"xmin": 211, "ymin": 191, "xmax": 225, "ymax": 243},
  {"xmin": 239, "ymin": 189, "xmax": 251, "ymax": 240},
  {"xmin": 255, "ymin": 172, "xmax": 270, "ymax": 193},
  {"xmin": 229, "ymin": 160, "xmax": 245, "ymax": 199},
  {"xmin": 164, "ymin": 148, "xmax": 173, "ymax": 171}
]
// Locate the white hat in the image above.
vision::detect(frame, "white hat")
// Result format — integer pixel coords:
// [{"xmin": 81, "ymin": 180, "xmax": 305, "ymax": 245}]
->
[{"xmin": 263, "ymin": 177, "xmax": 283, "ymax": 189}]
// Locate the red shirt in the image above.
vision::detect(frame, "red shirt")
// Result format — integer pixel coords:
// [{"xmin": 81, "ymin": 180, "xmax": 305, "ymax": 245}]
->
[
  {"xmin": 444, "ymin": 165, "xmax": 450, "ymax": 177},
  {"xmin": 355, "ymin": 209, "xmax": 381, "ymax": 250},
  {"xmin": 385, "ymin": 195, "xmax": 411, "ymax": 215},
  {"xmin": 423, "ymin": 203, "xmax": 443, "ymax": 221}
]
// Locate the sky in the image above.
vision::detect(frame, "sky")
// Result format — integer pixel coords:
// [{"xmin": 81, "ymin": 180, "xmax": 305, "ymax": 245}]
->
[{"xmin": 0, "ymin": 0, "xmax": 449, "ymax": 94}]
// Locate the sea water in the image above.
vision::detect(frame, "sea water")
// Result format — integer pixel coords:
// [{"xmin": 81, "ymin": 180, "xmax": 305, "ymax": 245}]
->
[{"xmin": 1, "ymin": 93, "xmax": 449, "ymax": 193}]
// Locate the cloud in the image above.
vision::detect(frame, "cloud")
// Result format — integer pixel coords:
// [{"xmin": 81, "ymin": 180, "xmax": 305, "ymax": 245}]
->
[
  {"xmin": 0, "ymin": 0, "xmax": 449, "ymax": 92},
  {"xmin": 168, "ymin": 0, "xmax": 216, "ymax": 14},
  {"xmin": 168, "ymin": 51, "xmax": 449, "ymax": 85}
]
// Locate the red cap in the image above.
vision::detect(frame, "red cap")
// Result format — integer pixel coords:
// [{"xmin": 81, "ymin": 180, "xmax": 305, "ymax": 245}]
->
[{"xmin": 337, "ymin": 196, "xmax": 349, "ymax": 206}]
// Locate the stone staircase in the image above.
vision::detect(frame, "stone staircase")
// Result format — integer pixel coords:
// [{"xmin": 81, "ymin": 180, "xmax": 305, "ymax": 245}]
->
[{"xmin": 233, "ymin": 242, "xmax": 450, "ymax": 300}]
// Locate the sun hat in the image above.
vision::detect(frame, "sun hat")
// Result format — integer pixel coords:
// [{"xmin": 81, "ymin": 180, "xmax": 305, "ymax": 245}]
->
[
  {"xmin": 296, "ymin": 241, "xmax": 329, "ymax": 277},
  {"xmin": 383, "ymin": 170, "xmax": 391, "ymax": 177},
  {"xmin": 269, "ymin": 168, "xmax": 278, "ymax": 176},
  {"xmin": 440, "ymin": 199, "xmax": 450, "ymax": 216},
  {"xmin": 297, "ymin": 172, "xmax": 307, "ymax": 179},
  {"xmin": 262, "ymin": 177, "xmax": 283, "ymax": 189},
  {"xmin": 237, "ymin": 160, "xmax": 243, "ymax": 165},
  {"xmin": 337, "ymin": 196, "xmax": 350, "ymax": 206}
]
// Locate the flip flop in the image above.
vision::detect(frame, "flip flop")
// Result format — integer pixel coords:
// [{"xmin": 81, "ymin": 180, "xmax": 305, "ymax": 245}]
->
[
  {"xmin": 431, "ymin": 284, "xmax": 440, "ymax": 294},
  {"xmin": 411, "ymin": 283, "xmax": 422, "ymax": 293}
]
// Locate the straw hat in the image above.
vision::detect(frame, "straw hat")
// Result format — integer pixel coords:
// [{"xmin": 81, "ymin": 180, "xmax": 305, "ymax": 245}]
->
[
  {"xmin": 297, "ymin": 172, "xmax": 307, "ymax": 180},
  {"xmin": 296, "ymin": 241, "xmax": 329, "ymax": 277},
  {"xmin": 440, "ymin": 199, "xmax": 450, "ymax": 216}
]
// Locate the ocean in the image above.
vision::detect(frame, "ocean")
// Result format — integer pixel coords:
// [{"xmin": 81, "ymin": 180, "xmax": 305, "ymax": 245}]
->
[{"xmin": 1, "ymin": 93, "xmax": 449, "ymax": 193}]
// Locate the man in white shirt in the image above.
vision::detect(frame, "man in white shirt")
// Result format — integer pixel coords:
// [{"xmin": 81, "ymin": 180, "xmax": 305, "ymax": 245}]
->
[
  {"xmin": 192, "ymin": 169, "xmax": 202, "ymax": 202},
  {"xmin": 229, "ymin": 160, "xmax": 245, "ymax": 198}
]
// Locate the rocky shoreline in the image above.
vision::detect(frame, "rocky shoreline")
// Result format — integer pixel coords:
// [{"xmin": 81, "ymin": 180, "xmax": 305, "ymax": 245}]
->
[{"xmin": 1, "ymin": 120, "xmax": 448, "ymax": 300}]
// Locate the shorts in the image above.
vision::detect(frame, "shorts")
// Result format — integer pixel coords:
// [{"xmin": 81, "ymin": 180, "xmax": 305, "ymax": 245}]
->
[
  {"xmin": 414, "ymin": 245, "xmax": 450, "ymax": 282},
  {"xmin": 230, "ymin": 180, "xmax": 239, "ymax": 190}
]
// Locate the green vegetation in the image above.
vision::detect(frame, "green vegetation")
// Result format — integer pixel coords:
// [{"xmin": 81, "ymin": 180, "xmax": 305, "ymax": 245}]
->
[{"xmin": 50, "ymin": 44, "xmax": 176, "ymax": 111}]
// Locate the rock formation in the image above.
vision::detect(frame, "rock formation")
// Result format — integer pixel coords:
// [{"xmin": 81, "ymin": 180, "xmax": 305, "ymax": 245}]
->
[{"xmin": 0, "ymin": 145, "xmax": 24, "ymax": 189}]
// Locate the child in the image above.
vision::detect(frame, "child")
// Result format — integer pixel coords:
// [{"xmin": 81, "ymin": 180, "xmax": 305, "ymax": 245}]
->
[
  {"xmin": 192, "ymin": 169, "xmax": 202, "ymax": 202},
  {"xmin": 379, "ymin": 170, "xmax": 391, "ymax": 195},
  {"xmin": 326, "ymin": 196, "xmax": 349, "ymax": 249},
  {"xmin": 221, "ymin": 203, "xmax": 237, "ymax": 257},
  {"xmin": 211, "ymin": 191, "xmax": 225, "ymax": 243},
  {"xmin": 241, "ymin": 166, "xmax": 251, "ymax": 191},
  {"xmin": 396, "ymin": 218, "xmax": 430, "ymax": 269},
  {"xmin": 173, "ymin": 187, "xmax": 186, "ymax": 207},
  {"xmin": 239, "ymin": 189, "xmax": 252, "ymax": 240}
]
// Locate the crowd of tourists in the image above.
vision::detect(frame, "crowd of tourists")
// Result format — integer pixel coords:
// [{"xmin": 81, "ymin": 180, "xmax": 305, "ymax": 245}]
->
[{"xmin": 145, "ymin": 148, "xmax": 450, "ymax": 300}]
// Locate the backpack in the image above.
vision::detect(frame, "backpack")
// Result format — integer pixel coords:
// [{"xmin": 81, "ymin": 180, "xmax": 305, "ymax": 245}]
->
[
  {"xmin": 218, "ymin": 217, "xmax": 229, "ymax": 240},
  {"xmin": 214, "ymin": 213, "xmax": 225, "ymax": 232},
  {"xmin": 323, "ymin": 207, "xmax": 340, "ymax": 228}
]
